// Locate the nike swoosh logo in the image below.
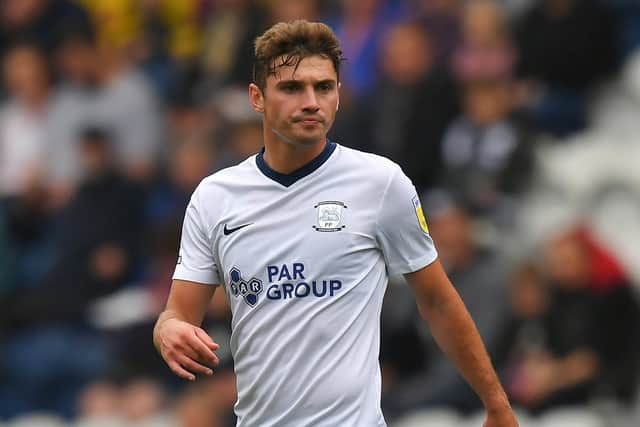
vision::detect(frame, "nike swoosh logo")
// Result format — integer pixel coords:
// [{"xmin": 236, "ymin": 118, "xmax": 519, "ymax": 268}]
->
[{"xmin": 223, "ymin": 223, "xmax": 253, "ymax": 235}]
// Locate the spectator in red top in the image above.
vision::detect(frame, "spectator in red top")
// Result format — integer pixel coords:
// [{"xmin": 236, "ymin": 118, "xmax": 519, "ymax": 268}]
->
[{"xmin": 497, "ymin": 227, "xmax": 640, "ymax": 412}]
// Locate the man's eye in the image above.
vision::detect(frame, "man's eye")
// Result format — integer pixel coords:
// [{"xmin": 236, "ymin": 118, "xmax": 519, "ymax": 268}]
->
[
  {"xmin": 282, "ymin": 85, "xmax": 299, "ymax": 92},
  {"xmin": 317, "ymin": 83, "xmax": 332, "ymax": 92}
]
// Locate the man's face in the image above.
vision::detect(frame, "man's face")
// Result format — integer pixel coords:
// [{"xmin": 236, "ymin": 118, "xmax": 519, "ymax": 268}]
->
[
  {"xmin": 3, "ymin": 46, "xmax": 48, "ymax": 102},
  {"xmin": 250, "ymin": 55, "xmax": 339, "ymax": 147},
  {"xmin": 57, "ymin": 40, "xmax": 97, "ymax": 85}
]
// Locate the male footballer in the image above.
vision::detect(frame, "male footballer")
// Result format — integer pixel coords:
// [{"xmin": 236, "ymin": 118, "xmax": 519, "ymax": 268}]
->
[{"xmin": 154, "ymin": 20, "xmax": 518, "ymax": 427}]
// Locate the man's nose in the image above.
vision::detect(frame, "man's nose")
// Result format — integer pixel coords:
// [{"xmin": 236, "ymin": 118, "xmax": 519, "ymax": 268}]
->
[{"xmin": 301, "ymin": 87, "xmax": 319, "ymax": 112}]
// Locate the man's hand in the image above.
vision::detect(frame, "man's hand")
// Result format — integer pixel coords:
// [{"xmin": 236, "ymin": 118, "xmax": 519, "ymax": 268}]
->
[
  {"xmin": 155, "ymin": 317, "xmax": 220, "ymax": 381},
  {"xmin": 484, "ymin": 406, "xmax": 519, "ymax": 427}
]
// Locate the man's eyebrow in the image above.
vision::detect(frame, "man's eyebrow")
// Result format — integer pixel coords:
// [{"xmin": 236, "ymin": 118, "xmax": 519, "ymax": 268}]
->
[
  {"xmin": 275, "ymin": 79, "xmax": 337, "ymax": 86},
  {"xmin": 315, "ymin": 79, "xmax": 336, "ymax": 86},
  {"xmin": 275, "ymin": 80, "xmax": 303, "ymax": 86}
]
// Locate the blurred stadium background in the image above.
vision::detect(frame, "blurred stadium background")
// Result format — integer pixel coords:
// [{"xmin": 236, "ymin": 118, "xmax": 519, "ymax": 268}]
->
[{"xmin": 1, "ymin": 0, "xmax": 640, "ymax": 426}]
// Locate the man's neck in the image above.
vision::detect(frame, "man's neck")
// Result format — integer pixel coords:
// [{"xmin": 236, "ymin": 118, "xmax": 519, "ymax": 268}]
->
[{"xmin": 262, "ymin": 132, "xmax": 327, "ymax": 174}]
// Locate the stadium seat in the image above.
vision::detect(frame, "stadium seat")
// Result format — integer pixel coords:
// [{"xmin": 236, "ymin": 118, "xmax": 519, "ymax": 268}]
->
[
  {"xmin": 8, "ymin": 413, "xmax": 68, "ymax": 427},
  {"xmin": 624, "ymin": 48, "xmax": 640, "ymax": 103},
  {"xmin": 538, "ymin": 407, "xmax": 605, "ymax": 427},
  {"xmin": 132, "ymin": 413, "xmax": 178, "ymax": 427},
  {"xmin": 391, "ymin": 408, "xmax": 461, "ymax": 427},
  {"xmin": 459, "ymin": 411, "xmax": 487, "ymax": 427},
  {"xmin": 587, "ymin": 183, "xmax": 640, "ymax": 284},
  {"xmin": 457, "ymin": 410, "xmax": 537, "ymax": 427},
  {"xmin": 73, "ymin": 415, "xmax": 126, "ymax": 427},
  {"xmin": 590, "ymin": 80, "xmax": 640, "ymax": 133}
]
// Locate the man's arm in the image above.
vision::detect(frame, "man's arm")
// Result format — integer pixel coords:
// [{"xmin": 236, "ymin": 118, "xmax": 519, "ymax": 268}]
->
[
  {"xmin": 153, "ymin": 279, "xmax": 220, "ymax": 381},
  {"xmin": 405, "ymin": 259, "xmax": 518, "ymax": 426}
]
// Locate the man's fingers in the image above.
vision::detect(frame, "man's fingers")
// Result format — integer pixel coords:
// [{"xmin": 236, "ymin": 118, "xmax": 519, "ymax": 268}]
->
[
  {"xmin": 195, "ymin": 328, "xmax": 219, "ymax": 351},
  {"xmin": 177, "ymin": 354, "xmax": 214, "ymax": 377},
  {"xmin": 181, "ymin": 345, "xmax": 218, "ymax": 368},
  {"xmin": 190, "ymin": 330, "xmax": 220, "ymax": 366},
  {"xmin": 158, "ymin": 322, "xmax": 220, "ymax": 380},
  {"xmin": 168, "ymin": 360, "xmax": 196, "ymax": 381},
  {"xmin": 180, "ymin": 346, "xmax": 203, "ymax": 364}
]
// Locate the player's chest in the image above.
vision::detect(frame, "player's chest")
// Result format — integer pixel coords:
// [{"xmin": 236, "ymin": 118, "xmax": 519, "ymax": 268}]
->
[
  {"xmin": 213, "ymin": 188, "xmax": 376, "ymax": 264},
  {"xmin": 210, "ymin": 179, "xmax": 383, "ymax": 309}
]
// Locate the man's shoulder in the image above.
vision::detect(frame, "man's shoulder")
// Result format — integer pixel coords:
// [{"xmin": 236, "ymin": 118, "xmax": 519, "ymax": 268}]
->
[
  {"xmin": 335, "ymin": 143, "xmax": 401, "ymax": 177},
  {"xmin": 195, "ymin": 155, "xmax": 256, "ymax": 195},
  {"xmin": 200, "ymin": 155, "xmax": 258, "ymax": 188},
  {"xmin": 188, "ymin": 156, "xmax": 257, "ymax": 216}
]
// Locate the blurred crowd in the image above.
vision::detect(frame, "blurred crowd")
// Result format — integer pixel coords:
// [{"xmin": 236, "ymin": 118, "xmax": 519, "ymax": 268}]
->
[{"xmin": 1, "ymin": 0, "xmax": 640, "ymax": 426}]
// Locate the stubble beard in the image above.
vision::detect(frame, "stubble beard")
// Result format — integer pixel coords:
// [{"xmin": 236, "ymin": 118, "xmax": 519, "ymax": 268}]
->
[{"xmin": 270, "ymin": 125, "xmax": 325, "ymax": 149}]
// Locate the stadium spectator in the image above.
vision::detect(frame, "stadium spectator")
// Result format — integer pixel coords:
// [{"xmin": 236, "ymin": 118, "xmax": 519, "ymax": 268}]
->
[
  {"xmin": 493, "ymin": 262, "xmax": 552, "ymax": 408},
  {"xmin": 0, "ymin": 126, "xmax": 147, "ymax": 418},
  {"xmin": 0, "ymin": 0, "xmax": 92, "ymax": 60},
  {"xmin": 1, "ymin": 127, "xmax": 145, "ymax": 330},
  {"xmin": 438, "ymin": 77, "xmax": 534, "ymax": 225},
  {"xmin": 200, "ymin": 0, "xmax": 266, "ymax": 89},
  {"xmin": 326, "ymin": 0, "xmax": 407, "ymax": 98},
  {"xmin": 347, "ymin": 22, "xmax": 459, "ymax": 193},
  {"xmin": 415, "ymin": 0, "xmax": 462, "ymax": 64},
  {"xmin": 451, "ymin": 0, "xmax": 516, "ymax": 84},
  {"xmin": 0, "ymin": 42, "xmax": 51, "ymax": 199},
  {"xmin": 48, "ymin": 30, "xmax": 163, "ymax": 191},
  {"xmin": 502, "ymin": 228, "xmax": 640, "ymax": 411},
  {"xmin": 0, "ymin": 42, "xmax": 56, "ymax": 286},
  {"xmin": 514, "ymin": 0, "xmax": 618, "ymax": 135}
]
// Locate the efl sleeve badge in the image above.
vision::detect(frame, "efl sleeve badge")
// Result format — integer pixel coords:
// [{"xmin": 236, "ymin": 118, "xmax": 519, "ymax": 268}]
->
[{"xmin": 412, "ymin": 195, "xmax": 429, "ymax": 234}]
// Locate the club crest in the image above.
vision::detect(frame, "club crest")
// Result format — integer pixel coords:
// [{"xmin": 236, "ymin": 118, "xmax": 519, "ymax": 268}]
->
[{"xmin": 313, "ymin": 201, "xmax": 347, "ymax": 232}]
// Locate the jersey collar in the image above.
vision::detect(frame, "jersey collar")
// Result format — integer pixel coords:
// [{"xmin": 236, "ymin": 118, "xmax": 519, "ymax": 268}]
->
[{"xmin": 256, "ymin": 140, "xmax": 337, "ymax": 187}]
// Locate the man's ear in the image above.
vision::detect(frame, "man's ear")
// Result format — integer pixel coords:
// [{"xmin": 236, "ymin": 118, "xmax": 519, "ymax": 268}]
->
[
  {"xmin": 249, "ymin": 83, "xmax": 264, "ymax": 113},
  {"xmin": 336, "ymin": 82, "xmax": 341, "ymax": 111}
]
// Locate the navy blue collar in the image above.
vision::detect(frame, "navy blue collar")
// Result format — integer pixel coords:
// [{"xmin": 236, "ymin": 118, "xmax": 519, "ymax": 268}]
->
[{"xmin": 256, "ymin": 141, "xmax": 337, "ymax": 187}]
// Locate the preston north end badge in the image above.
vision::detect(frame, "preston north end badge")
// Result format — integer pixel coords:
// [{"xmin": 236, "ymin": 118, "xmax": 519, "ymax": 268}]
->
[{"xmin": 313, "ymin": 201, "xmax": 347, "ymax": 232}]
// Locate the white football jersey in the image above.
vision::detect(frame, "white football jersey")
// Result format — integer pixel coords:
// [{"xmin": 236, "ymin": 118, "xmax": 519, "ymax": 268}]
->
[{"xmin": 174, "ymin": 142, "xmax": 438, "ymax": 426}]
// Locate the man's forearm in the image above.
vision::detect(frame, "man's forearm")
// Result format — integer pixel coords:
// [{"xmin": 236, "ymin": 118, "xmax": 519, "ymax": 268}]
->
[{"xmin": 419, "ymin": 287, "xmax": 509, "ymax": 410}]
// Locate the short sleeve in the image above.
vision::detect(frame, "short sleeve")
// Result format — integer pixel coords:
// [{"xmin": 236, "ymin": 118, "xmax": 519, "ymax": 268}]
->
[
  {"xmin": 376, "ymin": 167, "xmax": 438, "ymax": 275},
  {"xmin": 173, "ymin": 189, "xmax": 221, "ymax": 285}
]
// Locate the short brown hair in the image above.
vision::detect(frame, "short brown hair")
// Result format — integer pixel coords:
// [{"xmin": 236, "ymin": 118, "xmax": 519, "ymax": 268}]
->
[{"xmin": 253, "ymin": 20, "xmax": 344, "ymax": 91}]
